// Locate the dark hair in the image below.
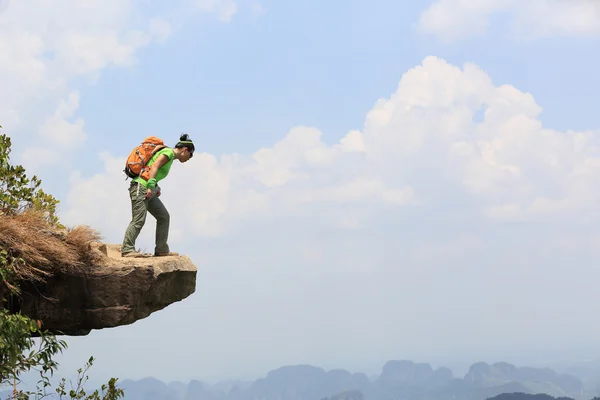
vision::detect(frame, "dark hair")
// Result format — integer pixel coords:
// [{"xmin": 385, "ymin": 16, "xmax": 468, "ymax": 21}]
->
[{"xmin": 175, "ymin": 133, "xmax": 195, "ymax": 154}]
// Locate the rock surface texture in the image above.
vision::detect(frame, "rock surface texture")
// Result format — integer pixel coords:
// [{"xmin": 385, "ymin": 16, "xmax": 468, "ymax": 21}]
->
[{"xmin": 17, "ymin": 243, "xmax": 197, "ymax": 336}]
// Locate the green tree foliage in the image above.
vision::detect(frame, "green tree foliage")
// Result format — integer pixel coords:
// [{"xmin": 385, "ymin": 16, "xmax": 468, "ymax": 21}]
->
[
  {"xmin": 0, "ymin": 309, "xmax": 67, "ymax": 397},
  {"xmin": 0, "ymin": 127, "xmax": 62, "ymax": 227},
  {"xmin": 0, "ymin": 127, "xmax": 124, "ymax": 399}
]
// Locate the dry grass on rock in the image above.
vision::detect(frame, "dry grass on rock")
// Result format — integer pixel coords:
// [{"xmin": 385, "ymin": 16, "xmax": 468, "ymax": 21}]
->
[{"xmin": 0, "ymin": 210, "xmax": 105, "ymax": 290}]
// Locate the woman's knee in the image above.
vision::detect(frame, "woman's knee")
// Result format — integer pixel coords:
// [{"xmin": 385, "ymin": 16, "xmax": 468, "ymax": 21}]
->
[{"xmin": 156, "ymin": 210, "xmax": 170, "ymax": 223}]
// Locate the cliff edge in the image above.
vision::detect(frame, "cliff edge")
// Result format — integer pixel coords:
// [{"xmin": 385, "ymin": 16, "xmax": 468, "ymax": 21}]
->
[
  {"xmin": 20, "ymin": 243, "xmax": 197, "ymax": 336},
  {"xmin": 0, "ymin": 212, "xmax": 197, "ymax": 336}
]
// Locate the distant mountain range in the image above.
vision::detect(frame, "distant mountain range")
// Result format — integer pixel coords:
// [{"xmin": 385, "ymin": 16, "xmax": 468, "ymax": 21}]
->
[
  {"xmin": 3, "ymin": 359, "xmax": 600, "ymax": 400},
  {"xmin": 106, "ymin": 360, "xmax": 599, "ymax": 400}
]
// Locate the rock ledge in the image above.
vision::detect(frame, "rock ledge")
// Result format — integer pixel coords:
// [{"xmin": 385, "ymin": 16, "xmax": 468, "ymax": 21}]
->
[{"xmin": 17, "ymin": 243, "xmax": 197, "ymax": 336}]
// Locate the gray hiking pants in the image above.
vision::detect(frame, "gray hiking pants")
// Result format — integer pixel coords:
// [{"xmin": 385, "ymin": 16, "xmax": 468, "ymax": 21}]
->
[{"xmin": 121, "ymin": 182, "xmax": 170, "ymax": 255}]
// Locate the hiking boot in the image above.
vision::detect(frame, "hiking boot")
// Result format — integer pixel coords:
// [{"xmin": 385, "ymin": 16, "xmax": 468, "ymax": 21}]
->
[
  {"xmin": 122, "ymin": 251, "xmax": 152, "ymax": 258},
  {"xmin": 154, "ymin": 251, "xmax": 179, "ymax": 257}
]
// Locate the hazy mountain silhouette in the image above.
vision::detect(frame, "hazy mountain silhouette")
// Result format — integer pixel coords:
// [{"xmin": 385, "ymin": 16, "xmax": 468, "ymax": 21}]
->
[
  {"xmin": 558, "ymin": 359, "xmax": 600, "ymax": 398},
  {"xmin": 487, "ymin": 394, "xmax": 575, "ymax": 400},
  {"xmin": 102, "ymin": 360, "xmax": 594, "ymax": 400},
  {"xmin": 2, "ymin": 360, "xmax": 596, "ymax": 400}
]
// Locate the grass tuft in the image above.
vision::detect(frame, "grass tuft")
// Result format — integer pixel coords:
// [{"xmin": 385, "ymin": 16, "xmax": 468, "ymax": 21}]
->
[{"xmin": 0, "ymin": 210, "xmax": 105, "ymax": 296}]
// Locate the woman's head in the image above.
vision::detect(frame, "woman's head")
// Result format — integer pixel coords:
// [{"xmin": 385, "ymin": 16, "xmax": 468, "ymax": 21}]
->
[{"xmin": 174, "ymin": 133, "xmax": 195, "ymax": 162}]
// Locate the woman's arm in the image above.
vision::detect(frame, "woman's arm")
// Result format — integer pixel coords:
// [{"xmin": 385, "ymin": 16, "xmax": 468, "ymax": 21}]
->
[{"xmin": 145, "ymin": 154, "xmax": 170, "ymax": 197}]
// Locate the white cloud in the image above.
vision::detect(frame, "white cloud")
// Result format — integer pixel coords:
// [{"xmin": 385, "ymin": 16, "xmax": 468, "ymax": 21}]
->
[
  {"xmin": 194, "ymin": 0, "xmax": 238, "ymax": 22},
  {"xmin": 53, "ymin": 55, "xmax": 600, "ymax": 382},
  {"xmin": 0, "ymin": 0, "xmax": 242, "ymax": 176},
  {"xmin": 20, "ymin": 91, "xmax": 86, "ymax": 171},
  {"xmin": 61, "ymin": 55, "xmax": 600, "ymax": 248},
  {"xmin": 38, "ymin": 91, "xmax": 85, "ymax": 147},
  {"xmin": 251, "ymin": 2, "xmax": 265, "ymax": 16},
  {"xmin": 0, "ymin": 0, "xmax": 173, "ymax": 173},
  {"xmin": 418, "ymin": 0, "xmax": 600, "ymax": 41},
  {"xmin": 148, "ymin": 18, "xmax": 173, "ymax": 44}
]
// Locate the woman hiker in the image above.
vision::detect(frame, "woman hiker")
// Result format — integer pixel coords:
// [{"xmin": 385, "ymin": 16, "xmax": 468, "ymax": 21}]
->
[{"xmin": 121, "ymin": 133, "xmax": 195, "ymax": 258}]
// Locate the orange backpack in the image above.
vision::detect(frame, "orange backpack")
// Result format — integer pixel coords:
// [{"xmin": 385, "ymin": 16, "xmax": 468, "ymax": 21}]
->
[{"xmin": 123, "ymin": 136, "xmax": 166, "ymax": 180}]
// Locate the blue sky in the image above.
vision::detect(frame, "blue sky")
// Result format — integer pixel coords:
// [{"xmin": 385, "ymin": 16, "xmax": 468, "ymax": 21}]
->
[
  {"xmin": 2, "ymin": 0, "xmax": 600, "ymax": 387},
  {"xmin": 68, "ymin": 0, "xmax": 600, "ymax": 155},
  {"xmin": 79, "ymin": 0, "xmax": 428, "ymax": 153}
]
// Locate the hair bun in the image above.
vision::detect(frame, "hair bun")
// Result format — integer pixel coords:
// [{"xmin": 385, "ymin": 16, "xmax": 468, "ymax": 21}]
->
[{"xmin": 180, "ymin": 133, "xmax": 192, "ymax": 142}]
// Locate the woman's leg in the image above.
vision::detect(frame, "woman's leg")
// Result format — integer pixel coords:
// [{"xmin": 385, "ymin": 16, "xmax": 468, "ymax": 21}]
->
[
  {"xmin": 147, "ymin": 195, "xmax": 170, "ymax": 255},
  {"xmin": 121, "ymin": 183, "xmax": 149, "ymax": 255}
]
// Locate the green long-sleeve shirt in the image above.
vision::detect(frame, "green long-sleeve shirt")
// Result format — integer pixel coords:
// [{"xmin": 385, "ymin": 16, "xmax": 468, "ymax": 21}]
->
[{"xmin": 133, "ymin": 147, "xmax": 175, "ymax": 188}]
